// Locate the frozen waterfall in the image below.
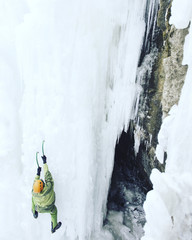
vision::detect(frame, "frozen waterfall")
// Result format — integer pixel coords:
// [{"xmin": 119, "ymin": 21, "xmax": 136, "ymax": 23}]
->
[
  {"xmin": 2, "ymin": 0, "xmax": 191, "ymax": 239},
  {"xmin": 0, "ymin": 0, "xmax": 149, "ymax": 239}
]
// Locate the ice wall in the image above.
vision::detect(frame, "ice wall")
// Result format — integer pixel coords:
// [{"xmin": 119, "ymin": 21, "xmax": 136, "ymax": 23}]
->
[
  {"xmin": 142, "ymin": 1, "xmax": 192, "ymax": 239},
  {"xmin": 0, "ymin": 0, "xmax": 147, "ymax": 240},
  {"xmin": 0, "ymin": 1, "xmax": 28, "ymax": 238}
]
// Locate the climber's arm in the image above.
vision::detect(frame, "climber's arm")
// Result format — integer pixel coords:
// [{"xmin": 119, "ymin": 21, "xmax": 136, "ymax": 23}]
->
[
  {"xmin": 42, "ymin": 156, "xmax": 54, "ymax": 189},
  {"xmin": 34, "ymin": 166, "xmax": 41, "ymax": 180}
]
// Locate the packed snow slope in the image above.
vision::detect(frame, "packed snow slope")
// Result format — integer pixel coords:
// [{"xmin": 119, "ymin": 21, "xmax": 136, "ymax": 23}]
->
[
  {"xmin": 0, "ymin": 0, "xmax": 148, "ymax": 239},
  {"xmin": 142, "ymin": 1, "xmax": 192, "ymax": 239}
]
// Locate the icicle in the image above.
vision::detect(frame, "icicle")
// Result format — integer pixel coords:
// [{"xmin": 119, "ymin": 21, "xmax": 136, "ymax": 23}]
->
[{"xmin": 144, "ymin": 0, "xmax": 160, "ymax": 51}]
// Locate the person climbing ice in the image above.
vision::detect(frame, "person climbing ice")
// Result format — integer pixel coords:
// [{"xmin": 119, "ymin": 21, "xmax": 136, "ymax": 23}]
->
[{"xmin": 32, "ymin": 142, "xmax": 62, "ymax": 233}]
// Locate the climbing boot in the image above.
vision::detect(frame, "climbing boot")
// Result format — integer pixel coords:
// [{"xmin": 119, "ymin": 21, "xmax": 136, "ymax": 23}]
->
[
  {"xmin": 51, "ymin": 222, "xmax": 62, "ymax": 233},
  {"xmin": 33, "ymin": 210, "xmax": 38, "ymax": 219}
]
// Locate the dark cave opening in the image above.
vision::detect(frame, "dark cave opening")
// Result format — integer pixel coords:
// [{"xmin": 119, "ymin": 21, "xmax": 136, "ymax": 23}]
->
[
  {"xmin": 107, "ymin": 125, "xmax": 152, "ymax": 213},
  {"xmin": 104, "ymin": 124, "xmax": 153, "ymax": 238}
]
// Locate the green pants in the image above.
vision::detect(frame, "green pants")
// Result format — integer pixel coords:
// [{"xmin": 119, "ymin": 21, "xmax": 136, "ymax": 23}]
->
[
  {"xmin": 32, "ymin": 202, "xmax": 58, "ymax": 229},
  {"xmin": 49, "ymin": 205, "xmax": 58, "ymax": 229}
]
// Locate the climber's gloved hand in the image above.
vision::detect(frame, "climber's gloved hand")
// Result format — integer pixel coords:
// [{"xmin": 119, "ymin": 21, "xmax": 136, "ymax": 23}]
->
[
  {"xmin": 37, "ymin": 167, "xmax": 41, "ymax": 176},
  {"xmin": 41, "ymin": 155, "xmax": 47, "ymax": 164}
]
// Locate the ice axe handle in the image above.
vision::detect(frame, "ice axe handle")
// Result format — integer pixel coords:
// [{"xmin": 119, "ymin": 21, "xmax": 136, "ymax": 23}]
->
[
  {"xmin": 36, "ymin": 152, "xmax": 39, "ymax": 168},
  {"xmin": 42, "ymin": 140, "xmax": 45, "ymax": 156}
]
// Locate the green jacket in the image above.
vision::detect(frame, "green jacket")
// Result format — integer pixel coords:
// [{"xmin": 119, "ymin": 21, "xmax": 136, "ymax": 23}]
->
[{"xmin": 32, "ymin": 164, "xmax": 55, "ymax": 213}]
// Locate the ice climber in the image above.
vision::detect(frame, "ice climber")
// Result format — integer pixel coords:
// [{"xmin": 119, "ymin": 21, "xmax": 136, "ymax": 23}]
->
[{"xmin": 32, "ymin": 154, "xmax": 62, "ymax": 233}]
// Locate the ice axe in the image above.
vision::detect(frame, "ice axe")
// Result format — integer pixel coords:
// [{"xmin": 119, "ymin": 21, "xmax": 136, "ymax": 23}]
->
[
  {"xmin": 36, "ymin": 152, "xmax": 40, "ymax": 168},
  {"xmin": 36, "ymin": 140, "xmax": 45, "ymax": 167},
  {"xmin": 42, "ymin": 140, "xmax": 45, "ymax": 156}
]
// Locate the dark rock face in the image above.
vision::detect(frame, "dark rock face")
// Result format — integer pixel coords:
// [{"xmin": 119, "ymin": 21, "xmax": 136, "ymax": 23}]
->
[
  {"xmin": 133, "ymin": 0, "xmax": 188, "ymax": 177},
  {"xmin": 106, "ymin": 0, "xmax": 189, "ymax": 238},
  {"xmin": 133, "ymin": 0, "xmax": 165, "ymax": 177}
]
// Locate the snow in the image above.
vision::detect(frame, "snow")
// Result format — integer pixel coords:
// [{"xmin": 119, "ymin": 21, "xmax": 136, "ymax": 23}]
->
[
  {"xmin": 142, "ymin": 1, "xmax": 192, "ymax": 239},
  {"xmin": 105, "ymin": 211, "xmax": 136, "ymax": 239},
  {"xmin": 155, "ymin": 105, "xmax": 178, "ymax": 164},
  {"xmin": 0, "ymin": 0, "xmax": 147, "ymax": 239},
  {"xmin": 169, "ymin": 0, "xmax": 192, "ymax": 29}
]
